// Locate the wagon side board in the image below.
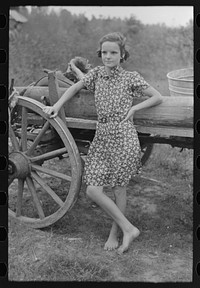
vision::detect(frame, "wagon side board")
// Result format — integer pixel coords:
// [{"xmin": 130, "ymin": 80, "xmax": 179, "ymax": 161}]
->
[{"xmin": 16, "ymin": 86, "xmax": 193, "ymax": 138}]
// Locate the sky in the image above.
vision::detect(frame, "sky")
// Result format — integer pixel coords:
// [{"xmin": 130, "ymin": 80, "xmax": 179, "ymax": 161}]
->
[{"xmin": 48, "ymin": 6, "xmax": 193, "ymax": 27}]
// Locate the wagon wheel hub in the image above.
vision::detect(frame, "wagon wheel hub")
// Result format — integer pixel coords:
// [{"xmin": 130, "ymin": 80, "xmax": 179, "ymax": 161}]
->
[{"xmin": 9, "ymin": 151, "xmax": 31, "ymax": 179}]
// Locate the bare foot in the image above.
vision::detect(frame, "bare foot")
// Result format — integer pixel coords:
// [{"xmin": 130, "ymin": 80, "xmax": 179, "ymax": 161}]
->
[
  {"xmin": 104, "ymin": 235, "xmax": 119, "ymax": 251},
  {"xmin": 117, "ymin": 227, "xmax": 140, "ymax": 254}
]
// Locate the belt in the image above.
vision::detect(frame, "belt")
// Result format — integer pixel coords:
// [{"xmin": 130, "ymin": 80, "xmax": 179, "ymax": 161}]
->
[{"xmin": 98, "ymin": 115, "xmax": 123, "ymax": 123}]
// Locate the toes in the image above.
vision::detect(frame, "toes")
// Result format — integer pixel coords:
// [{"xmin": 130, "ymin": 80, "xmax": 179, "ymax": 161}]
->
[
  {"xmin": 117, "ymin": 246, "xmax": 124, "ymax": 254},
  {"xmin": 104, "ymin": 246, "xmax": 113, "ymax": 251},
  {"xmin": 117, "ymin": 245, "xmax": 128, "ymax": 254},
  {"xmin": 104, "ymin": 243, "xmax": 118, "ymax": 251},
  {"xmin": 104, "ymin": 238, "xmax": 119, "ymax": 251}
]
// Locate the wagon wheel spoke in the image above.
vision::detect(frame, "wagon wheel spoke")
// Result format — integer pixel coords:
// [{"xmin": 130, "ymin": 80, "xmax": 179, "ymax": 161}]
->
[
  {"xmin": 26, "ymin": 121, "xmax": 50, "ymax": 156},
  {"xmin": 31, "ymin": 171, "xmax": 64, "ymax": 207},
  {"xmin": 21, "ymin": 107, "xmax": 28, "ymax": 152},
  {"xmin": 30, "ymin": 147, "xmax": 68, "ymax": 163},
  {"xmin": 26, "ymin": 176, "xmax": 45, "ymax": 219},
  {"xmin": 8, "ymin": 173, "xmax": 16, "ymax": 186},
  {"xmin": 31, "ymin": 164, "xmax": 72, "ymax": 182},
  {"xmin": 16, "ymin": 179, "xmax": 24, "ymax": 217},
  {"xmin": 9, "ymin": 125, "xmax": 20, "ymax": 151}
]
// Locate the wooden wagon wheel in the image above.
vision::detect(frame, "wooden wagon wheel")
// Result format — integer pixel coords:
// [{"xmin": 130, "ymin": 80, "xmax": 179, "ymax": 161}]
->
[{"xmin": 8, "ymin": 96, "xmax": 82, "ymax": 228}]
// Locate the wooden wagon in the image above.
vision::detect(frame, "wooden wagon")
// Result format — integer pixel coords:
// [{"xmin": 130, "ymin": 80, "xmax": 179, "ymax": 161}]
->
[{"xmin": 8, "ymin": 71, "xmax": 193, "ymax": 228}]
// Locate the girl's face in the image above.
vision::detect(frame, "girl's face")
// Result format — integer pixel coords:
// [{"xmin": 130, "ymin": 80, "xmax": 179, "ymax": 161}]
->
[{"xmin": 101, "ymin": 41, "xmax": 121, "ymax": 69}]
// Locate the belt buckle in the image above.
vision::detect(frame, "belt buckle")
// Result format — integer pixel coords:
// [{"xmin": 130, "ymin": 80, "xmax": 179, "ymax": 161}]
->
[
  {"xmin": 99, "ymin": 116, "xmax": 107, "ymax": 123},
  {"xmin": 102, "ymin": 117, "xmax": 107, "ymax": 123}
]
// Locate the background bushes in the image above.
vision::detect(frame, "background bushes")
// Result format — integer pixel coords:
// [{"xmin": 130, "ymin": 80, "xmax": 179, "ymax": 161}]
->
[{"xmin": 9, "ymin": 6, "xmax": 193, "ymax": 96}]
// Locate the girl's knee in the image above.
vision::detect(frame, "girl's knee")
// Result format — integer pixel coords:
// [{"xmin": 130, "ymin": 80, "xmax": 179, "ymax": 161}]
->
[
  {"xmin": 86, "ymin": 186, "xmax": 93, "ymax": 198},
  {"xmin": 86, "ymin": 185, "xmax": 103, "ymax": 199},
  {"xmin": 113, "ymin": 186, "xmax": 127, "ymax": 197}
]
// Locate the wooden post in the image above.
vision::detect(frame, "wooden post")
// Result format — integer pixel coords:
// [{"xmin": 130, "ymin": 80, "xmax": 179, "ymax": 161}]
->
[{"xmin": 48, "ymin": 71, "xmax": 67, "ymax": 125}]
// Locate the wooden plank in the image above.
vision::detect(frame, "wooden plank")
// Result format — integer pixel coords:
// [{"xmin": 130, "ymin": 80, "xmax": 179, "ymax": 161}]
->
[
  {"xmin": 133, "ymin": 96, "xmax": 193, "ymax": 128},
  {"xmin": 16, "ymin": 86, "xmax": 193, "ymax": 130},
  {"xmin": 135, "ymin": 125, "xmax": 193, "ymax": 138},
  {"xmin": 66, "ymin": 117, "xmax": 96, "ymax": 130},
  {"xmin": 65, "ymin": 117, "xmax": 193, "ymax": 138}
]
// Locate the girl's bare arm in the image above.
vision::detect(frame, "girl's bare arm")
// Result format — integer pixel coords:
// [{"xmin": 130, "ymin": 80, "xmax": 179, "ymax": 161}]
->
[
  {"xmin": 133, "ymin": 86, "xmax": 163, "ymax": 112},
  {"xmin": 121, "ymin": 86, "xmax": 163, "ymax": 123},
  {"xmin": 69, "ymin": 60, "xmax": 84, "ymax": 80},
  {"xmin": 42, "ymin": 80, "xmax": 85, "ymax": 118}
]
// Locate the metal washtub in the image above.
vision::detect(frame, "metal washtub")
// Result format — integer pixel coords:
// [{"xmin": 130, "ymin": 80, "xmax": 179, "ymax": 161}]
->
[{"xmin": 167, "ymin": 68, "xmax": 193, "ymax": 97}]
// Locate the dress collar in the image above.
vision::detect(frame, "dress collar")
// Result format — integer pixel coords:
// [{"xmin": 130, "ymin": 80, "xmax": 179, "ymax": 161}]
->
[{"xmin": 100, "ymin": 65, "xmax": 123, "ymax": 79}]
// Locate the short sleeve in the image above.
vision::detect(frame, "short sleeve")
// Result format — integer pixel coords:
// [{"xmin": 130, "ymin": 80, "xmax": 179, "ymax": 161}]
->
[
  {"xmin": 130, "ymin": 72, "xmax": 150, "ymax": 97},
  {"xmin": 81, "ymin": 67, "xmax": 99, "ymax": 93}
]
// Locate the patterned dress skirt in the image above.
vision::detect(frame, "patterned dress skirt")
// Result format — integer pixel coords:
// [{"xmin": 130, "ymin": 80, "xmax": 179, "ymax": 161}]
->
[{"xmin": 83, "ymin": 118, "xmax": 142, "ymax": 187}]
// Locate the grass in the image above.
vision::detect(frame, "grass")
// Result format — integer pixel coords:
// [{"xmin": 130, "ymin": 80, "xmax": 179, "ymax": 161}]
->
[{"xmin": 8, "ymin": 144, "xmax": 193, "ymax": 282}]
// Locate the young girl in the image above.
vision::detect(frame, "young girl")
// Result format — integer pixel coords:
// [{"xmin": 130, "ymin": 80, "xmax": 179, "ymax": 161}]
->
[{"xmin": 43, "ymin": 32, "xmax": 163, "ymax": 254}]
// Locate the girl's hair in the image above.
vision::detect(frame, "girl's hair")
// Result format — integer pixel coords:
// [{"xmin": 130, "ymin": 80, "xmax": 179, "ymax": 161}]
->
[{"xmin": 97, "ymin": 32, "xmax": 130, "ymax": 63}]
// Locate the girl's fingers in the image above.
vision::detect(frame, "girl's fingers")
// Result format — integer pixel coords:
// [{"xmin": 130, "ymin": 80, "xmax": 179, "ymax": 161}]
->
[
  {"xmin": 42, "ymin": 106, "xmax": 58, "ymax": 119},
  {"xmin": 69, "ymin": 60, "xmax": 76, "ymax": 68},
  {"xmin": 42, "ymin": 107, "xmax": 55, "ymax": 116},
  {"xmin": 120, "ymin": 113, "xmax": 134, "ymax": 124},
  {"xmin": 42, "ymin": 106, "xmax": 50, "ymax": 111},
  {"xmin": 49, "ymin": 112, "xmax": 58, "ymax": 118},
  {"xmin": 121, "ymin": 110, "xmax": 135, "ymax": 124},
  {"xmin": 120, "ymin": 117, "xmax": 128, "ymax": 124}
]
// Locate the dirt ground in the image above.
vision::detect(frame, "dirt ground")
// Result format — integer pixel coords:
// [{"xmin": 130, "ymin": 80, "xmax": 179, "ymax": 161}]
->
[{"xmin": 8, "ymin": 145, "xmax": 193, "ymax": 282}]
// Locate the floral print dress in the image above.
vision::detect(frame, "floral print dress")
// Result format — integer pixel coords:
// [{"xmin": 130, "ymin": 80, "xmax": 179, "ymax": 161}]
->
[{"xmin": 81, "ymin": 65, "xmax": 150, "ymax": 187}]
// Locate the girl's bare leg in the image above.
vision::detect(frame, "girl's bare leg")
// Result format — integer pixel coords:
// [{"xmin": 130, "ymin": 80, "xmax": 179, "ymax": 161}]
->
[
  {"xmin": 104, "ymin": 186, "xmax": 127, "ymax": 250},
  {"xmin": 86, "ymin": 185, "xmax": 140, "ymax": 254}
]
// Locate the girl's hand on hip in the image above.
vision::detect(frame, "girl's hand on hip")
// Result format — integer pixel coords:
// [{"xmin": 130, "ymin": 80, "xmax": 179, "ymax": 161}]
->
[
  {"xmin": 42, "ymin": 106, "xmax": 58, "ymax": 118},
  {"xmin": 120, "ymin": 108, "xmax": 136, "ymax": 124}
]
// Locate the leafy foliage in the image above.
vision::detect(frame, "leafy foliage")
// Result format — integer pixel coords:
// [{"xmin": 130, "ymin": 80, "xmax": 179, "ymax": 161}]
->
[{"xmin": 9, "ymin": 7, "xmax": 193, "ymax": 95}]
